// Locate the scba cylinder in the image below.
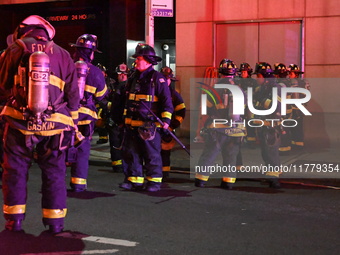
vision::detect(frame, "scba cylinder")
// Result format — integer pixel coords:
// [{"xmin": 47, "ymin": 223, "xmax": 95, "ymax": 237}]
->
[
  {"xmin": 28, "ymin": 51, "xmax": 50, "ymax": 122},
  {"xmin": 75, "ymin": 60, "xmax": 88, "ymax": 99}
]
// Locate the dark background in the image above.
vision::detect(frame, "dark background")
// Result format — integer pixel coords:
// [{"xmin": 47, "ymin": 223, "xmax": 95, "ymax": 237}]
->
[{"xmin": 0, "ymin": 0, "xmax": 176, "ymax": 75}]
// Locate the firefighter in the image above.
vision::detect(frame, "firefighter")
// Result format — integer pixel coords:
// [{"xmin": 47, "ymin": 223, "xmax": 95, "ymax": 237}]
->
[
  {"xmin": 68, "ymin": 34, "xmax": 108, "ymax": 192},
  {"xmin": 287, "ymin": 64, "xmax": 310, "ymax": 150},
  {"xmin": 237, "ymin": 62, "xmax": 259, "ymax": 148},
  {"xmin": 0, "ymin": 15, "xmax": 79, "ymax": 233},
  {"xmin": 195, "ymin": 59, "xmax": 246, "ymax": 190},
  {"xmin": 253, "ymin": 62, "xmax": 282, "ymax": 188},
  {"xmin": 160, "ymin": 66, "xmax": 186, "ymax": 180},
  {"xmin": 106, "ymin": 63, "xmax": 130, "ymax": 172},
  {"xmin": 119, "ymin": 43, "xmax": 173, "ymax": 192},
  {"xmin": 274, "ymin": 63, "xmax": 292, "ymax": 155}
]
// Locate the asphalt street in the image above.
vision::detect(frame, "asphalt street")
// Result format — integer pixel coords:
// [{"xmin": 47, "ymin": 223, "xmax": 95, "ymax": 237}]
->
[{"xmin": 0, "ymin": 134, "xmax": 339, "ymax": 255}]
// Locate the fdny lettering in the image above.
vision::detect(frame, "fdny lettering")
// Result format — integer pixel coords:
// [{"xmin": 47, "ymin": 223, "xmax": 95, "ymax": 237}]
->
[
  {"xmin": 31, "ymin": 44, "xmax": 53, "ymax": 54},
  {"xmin": 27, "ymin": 121, "xmax": 55, "ymax": 131}
]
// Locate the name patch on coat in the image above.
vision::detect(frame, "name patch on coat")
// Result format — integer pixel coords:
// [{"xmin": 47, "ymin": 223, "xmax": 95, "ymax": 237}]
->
[{"xmin": 27, "ymin": 121, "xmax": 55, "ymax": 131}]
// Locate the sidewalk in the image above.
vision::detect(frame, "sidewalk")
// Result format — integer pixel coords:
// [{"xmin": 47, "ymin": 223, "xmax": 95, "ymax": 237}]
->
[{"xmin": 90, "ymin": 133, "xmax": 340, "ymax": 188}]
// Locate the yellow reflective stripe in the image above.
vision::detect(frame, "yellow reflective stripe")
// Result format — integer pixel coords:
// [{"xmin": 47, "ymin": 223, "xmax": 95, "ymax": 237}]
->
[
  {"xmin": 125, "ymin": 117, "xmax": 131, "ymax": 124},
  {"xmin": 18, "ymin": 129, "xmax": 64, "ymax": 136},
  {"xmin": 95, "ymin": 85, "xmax": 108, "ymax": 97},
  {"xmin": 99, "ymin": 136, "xmax": 108, "ymax": 139},
  {"xmin": 85, "ymin": 84, "xmax": 96, "ymax": 94},
  {"xmin": 50, "ymin": 75, "xmax": 65, "ymax": 91},
  {"xmin": 222, "ymin": 177, "xmax": 236, "ymax": 183},
  {"xmin": 128, "ymin": 176, "xmax": 144, "ymax": 184},
  {"xmin": 42, "ymin": 208, "xmax": 67, "ymax": 219},
  {"xmin": 279, "ymin": 146, "xmax": 291, "ymax": 152},
  {"xmin": 175, "ymin": 116, "xmax": 184, "ymax": 123},
  {"xmin": 3, "ymin": 204, "xmax": 26, "ymax": 214},
  {"xmin": 247, "ymin": 137, "xmax": 256, "ymax": 141},
  {"xmin": 79, "ymin": 107, "xmax": 98, "ymax": 119},
  {"xmin": 131, "ymin": 120, "xmax": 144, "ymax": 126},
  {"xmin": 162, "ymin": 166, "xmax": 170, "ymax": 172},
  {"xmin": 112, "ymin": 160, "xmax": 122, "ymax": 166},
  {"xmin": 71, "ymin": 177, "xmax": 87, "ymax": 185},
  {"xmin": 229, "ymin": 133, "xmax": 246, "ymax": 137},
  {"xmin": 195, "ymin": 174, "xmax": 209, "ymax": 181},
  {"xmin": 278, "ymin": 96, "xmax": 281, "ymax": 102},
  {"xmin": 1, "ymin": 106, "xmax": 25, "ymax": 120},
  {"xmin": 174, "ymin": 103, "xmax": 185, "ymax": 111},
  {"xmin": 266, "ymin": 172, "xmax": 281, "ymax": 177},
  {"xmin": 129, "ymin": 94, "xmax": 159, "ymax": 102},
  {"xmin": 125, "ymin": 118, "xmax": 162, "ymax": 127},
  {"xmin": 292, "ymin": 141, "xmax": 304, "ymax": 146},
  {"xmin": 2, "ymin": 106, "xmax": 74, "ymax": 126},
  {"xmin": 128, "ymin": 94, "xmax": 135, "ymax": 100},
  {"xmin": 107, "ymin": 102, "xmax": 112, "ymax": 110},
  {"xmin": 71, "ymin": 111, "xmax": 79, "ymax": 120},
  {"xmin": 48, "ymin": 113, "xmax": 75, "ymax": 126},
  {"xmin": 264, "ymin": 99, "xmax": 271, "ymax": 109},
  {"xmin": 123, "ymin": 109, "xmax": 127, "ymax": 116},
  {"xmin": 78, "ymin": 120, "xmax": 92, "ymax": 125},
  {"xmin": 146, "ymin": 176, "xmax": 162, "ymax": 183},
  {"xmin": 162, "ymin": 111, "xmax": 172, "ymax": 119}
]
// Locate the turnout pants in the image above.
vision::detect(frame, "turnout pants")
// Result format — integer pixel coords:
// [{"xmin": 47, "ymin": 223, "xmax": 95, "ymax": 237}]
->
[
  {"xmin": 122, "ymin": 128, "xmax": 163, "ymax": 187},
  {"xmin": 2, "ymin": 125, "xmax": 67, "ymax": 227},
  {"xmin": 196, "ymin": 131, "xmax": 241, "ymax": 185},
  {"xmin": 70, "ymin": 123, "xmax": 94, "ymax": 191}
]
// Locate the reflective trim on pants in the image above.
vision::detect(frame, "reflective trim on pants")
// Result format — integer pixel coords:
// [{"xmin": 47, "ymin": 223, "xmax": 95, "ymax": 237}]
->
[
  {"xmin": 112, "ymin": 160, "xmax": 122, "ymax": 166},
  {"xmin": 71, "ymin": 177, "xmax": 87, "ymax": 185},
  {"xmin": 42, "ymin": 208, "xmax": 67, "ymax": 219},
  {"xmin": 3, "ymin": 204, "xmax": 26, "ymax": 214},
  {"xmin": 146, "ymin": 176, "xmax": 162, "ymax": 183},
  {"xmin": 222, "ymin": 177, "xmax": 236, "ymax": 184},
  {"xmin": 195, "ymin": 174, "xmax": 209, "ymax": 182},
  {"xmin": 128, "ymin": 176, "xmax": 144, "ymax": 184}
]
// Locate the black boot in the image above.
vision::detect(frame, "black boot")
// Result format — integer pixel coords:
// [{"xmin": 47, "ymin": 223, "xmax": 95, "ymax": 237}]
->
[
  {"xmin": 5, "ymin": 219, "xmax": 22, "ymax": 231},
  {"xmin": 48, "ymin": 224, "xmax": 64, "ymax": 234},
  {"xmin": 221, "ymin": 181, "xmax": 234, "ymax": 190}
]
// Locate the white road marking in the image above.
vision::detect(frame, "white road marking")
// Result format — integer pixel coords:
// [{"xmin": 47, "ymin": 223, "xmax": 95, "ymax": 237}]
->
[
  {"xmin": 82, "ymin": 235, "xmax": 138, "ymax": 247},
  {"xmin": 57, "ymin": 232, "xmax": 139, "ymax": 247}
]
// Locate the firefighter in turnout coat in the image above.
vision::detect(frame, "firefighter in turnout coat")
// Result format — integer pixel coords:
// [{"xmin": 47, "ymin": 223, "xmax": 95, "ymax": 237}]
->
[
  {"xmin": 68, "ymin": 34, "xmax": 108, "ymax": 192},
  {"xmin": 0, "ymin": 15, "xmax": 79, "ymax": 233},
  {"xmin": 119, "ymin": 43, "xmax": 173, "ymax": 192}
]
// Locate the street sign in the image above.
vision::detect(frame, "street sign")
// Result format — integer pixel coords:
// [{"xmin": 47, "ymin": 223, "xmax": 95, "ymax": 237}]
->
[{"xmin": 151, "ymin": 0, "xmax": 173, "ymax": 17}]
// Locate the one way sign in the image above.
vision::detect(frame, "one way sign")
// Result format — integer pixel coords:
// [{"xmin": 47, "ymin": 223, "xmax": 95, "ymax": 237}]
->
[{"xmin": 151, "ymin": 0, "xmax": 173, "ymax": 17}]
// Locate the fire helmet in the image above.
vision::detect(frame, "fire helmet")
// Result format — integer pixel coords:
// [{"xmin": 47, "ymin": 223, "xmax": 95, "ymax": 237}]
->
[
  {"xmin": 13, "ymin": 15, "xmax": 55, "ymax": 41},
  {"xmin": 70, "ymin": 34, "xmax": 102, "ymax": 53},
  {"xmin": 274, "ymin": 63, "xmax": 288, "ymax": 77},
  {"xmin": 96, "ymin": 63, "xmax": 107, "ymax": 73},
  {"xmin": 115, "ymin": 63, "xmax": 129, "ymax": 74},
  {"xmin": 287, "ymin": 64, "xmax": 304, "ymax": 74},
  {"xmin": 254, "ymin": 62, "xmax": 273, "ymax": 77},
  {"xmin": 219, "ymin": 59, "xmax": 238, "ymax": 75},
  {"xmin": 239, "ymin": 62, "xmax": 253, "ymax": 73},
  {"xmin": 131, "ymin": 43, "xmax": 162, "ymax": 65},
  {"xmin": 160, "ymin": 66, "xmax": 177, "ymax": 80}
]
